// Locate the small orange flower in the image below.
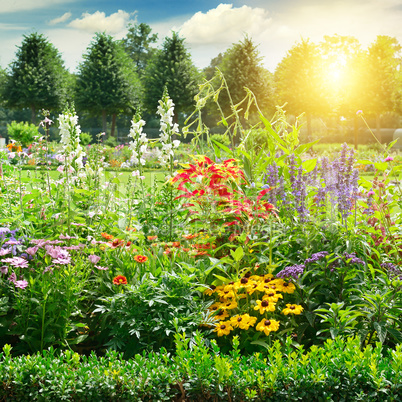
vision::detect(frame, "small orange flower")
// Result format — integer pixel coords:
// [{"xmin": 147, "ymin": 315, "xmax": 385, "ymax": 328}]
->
[
  {"xmin": 182, "ymin": 234, "xmax": 198, "ymax": 240},
  {"xmin": 113, "ymin": 275, "xmax": 127, "ymax": 285},
  {"xmin": 172, "ymin": 242, "xmax": 180, "ymax": 248},
  {"xmin": 101, "ymin": 232, "xmax": 114, "ymax": 240},
  {"xmin": 147, "ymin": 235, "xmax": 158, "ymax": 241},
  {"xmin": 134, "ymin": 255, "xmax": 148, "ymax": 263}
]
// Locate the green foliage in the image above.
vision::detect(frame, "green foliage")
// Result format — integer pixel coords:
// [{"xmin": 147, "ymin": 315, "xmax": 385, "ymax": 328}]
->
[
  {"xmin": 2, "ymin": 32, "xmax": 70, "ymax": 124},
  {"xmin": 216, "ymin": 35, "xmax": 273, "ymax": 118},
  {"xmin": 103, "ymin": 135, "xmax": 117, "ymax": 147},
  {"xmin": 1, "ymin": 337, "xmax": 402, "ymax": 400},
  {"xmin": 75, "ymin": 33, "xmax": 142, "ymax": 133},
  {"xmin": 143, "ymin": 31, "xmax": 201, "ymax": 117},
  {"xmin": 274, "ymin": 39, "xmax": 329, "ymax": 138},
  {"xmin": 122, "ymin": 22, "xmax": 158, "ymax": 76},
  {"xmin": 93, "ymin": 272, "xmax": 208, "ymax": 357},
  {"xmin": 7, "ymin": 121, "xmax": 39, "ymax": 146},
  {"xmin": 79, "ymin": 132, "xmax": 92, "ymax": 146}
]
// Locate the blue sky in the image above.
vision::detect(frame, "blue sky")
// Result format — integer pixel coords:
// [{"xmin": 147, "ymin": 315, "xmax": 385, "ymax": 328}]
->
[{"xmin": 1, "ymin": 0, "xmax": 402, "ymax": 73}]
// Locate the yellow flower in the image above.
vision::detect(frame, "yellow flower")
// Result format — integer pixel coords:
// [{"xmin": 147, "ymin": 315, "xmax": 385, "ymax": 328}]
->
[
  {"xmin": 254, "ymin": 299, "xmax": 276, "ymax": 314},
  {"xmin": 217, "ymin": 284, "xmax": 235, "ymax": 299},
  {"xmin": 213, "ymin": 309, "xmax": 230, "ymax": 321},
  {"xmin": 204, "ymin": 285, "xmax": 216, "ymax": 296},
  {"xmin": 281, "ymin": 281, "xmax": 296, "ymax": 294},
  {"xmin": 262, "ymin": 291, "xmax": 283, "ymax": 303},
  {"xmin": 256, "ymin": 318, "xmax": 280, "ymax": 335},
  {"xmin": 221, "ymin": 300, "xmax": 238, "ymax": 310},
  {"xmin": 233, "ymin": 277, "xmax": 251, "ymax": 291},
  {"xmin": 208, "ymin": 302, "xmax": 224, "ymax": 313},
  {"xmin": 282, "ymin": 304, "xmax": 304, "ymax": 315},
  {"xmin": 214, "ymin": 321, "xmax": 233, "ymax": 336},
  {"xmin": 230, "ymin": 314, "xmax": 257, "ymax": 330}
]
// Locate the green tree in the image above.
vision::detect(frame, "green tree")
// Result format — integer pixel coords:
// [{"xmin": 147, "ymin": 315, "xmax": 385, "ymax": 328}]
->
[
  {"xmin": 274, "ymin": 39, "xmax": 329, "ymax": 139},
  {"xmin": 143, "ymin": 32, "xmax": 201, "ymax": 121},
  {"xmin": 75, "ymin": 32, "xmax": 141, "ymax": 136},
  {"xmin": 2, "ymin": 32, "xmax": 70, "ymax": 124},
  {"xmin": 320, "ymin": 35, "xmax": 369, "ymax": 147},
  {"xmin": 365, "ymin": 35, "xmax": 402, "ymax": 139},
  {"xmin": 217, "ymin": 36, "xmax": 273, "ymax": 118},
  {"xmin": 122, "ymin": 22, "xmax": 158, "ymax": 76}
]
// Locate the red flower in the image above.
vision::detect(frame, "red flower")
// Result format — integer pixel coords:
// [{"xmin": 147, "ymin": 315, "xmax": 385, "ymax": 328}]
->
[
  {"xmin": 134, "ymin": 255, "xmax": 148, "ymax": 263},
  {"xmin": 113, "ymin": 275, "xmax": 127, "ymax": 285}
]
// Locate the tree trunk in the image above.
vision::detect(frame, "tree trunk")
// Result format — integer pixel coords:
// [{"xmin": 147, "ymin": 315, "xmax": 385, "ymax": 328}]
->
[
  {"xmin": 376, "ymin": 113, "xmax": 381, "ymax": 143},
  {"xmin": 31, "ymin": 105, "xmax": 36, "ymax": 125},
  {"xmin": 111, "ymin": 114, "xmax": 117, "ymax": 138},
  {"xmin": 102, "ymin": 110, "xmax": 107, "ymax": 135}
]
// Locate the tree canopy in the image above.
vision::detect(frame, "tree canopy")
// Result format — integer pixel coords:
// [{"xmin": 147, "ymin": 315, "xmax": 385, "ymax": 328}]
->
[
  {"xmin": 2, "ymin": 32, "xmax": 70, "ymax": 124},
  {"xmin": 274, "ymin": 39, "xmax": 329, "ymax": 138},
  {"xmin": 217, "ymin": 36, "xmax": 273, "ymax": 118},
  {"xmin": 122, "ymin": 22, "xmax": 158, "ymax": 77},
  {"xmin": 75, "ymin": 32, "xmax": 142, "ymax": 135},
  {"xmin": 142, "ymin": 32, "xmax": 201, "ymax": 120}
]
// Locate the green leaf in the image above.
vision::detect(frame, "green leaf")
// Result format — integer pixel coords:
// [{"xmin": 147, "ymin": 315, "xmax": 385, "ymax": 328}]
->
[
  {"xmin": 374, "ymin": 321, "xmax": 387, "ymax": 343},
  {"xmin": 230, "ymin": 247, "xmax": 244, "ymax": 262},
  {"xmin": 250, "ymin": 340, "xmax": 270, "ymax": 351},
  {"xmin": 211, "ymin": 139, "xmax": 232, "ymax": 155},
  {"xmin": 374, "ymin": 162, "xmax": 388, "ymax": 171},
  {"xmin": 302, "ymin": 158, "xmax": 317, "ymax": 173}
]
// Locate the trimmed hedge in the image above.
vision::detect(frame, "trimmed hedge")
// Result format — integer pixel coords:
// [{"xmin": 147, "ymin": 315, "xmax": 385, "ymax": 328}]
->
[{"xmin": 2, "ymin": 335, "xmax": 402, "ymax": 401}]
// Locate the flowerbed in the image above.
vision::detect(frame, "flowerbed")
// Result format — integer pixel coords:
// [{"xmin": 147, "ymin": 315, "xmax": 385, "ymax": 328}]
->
[{"xmin": 1, "ymin": 82, "xmax": 402, "ymax": 398}]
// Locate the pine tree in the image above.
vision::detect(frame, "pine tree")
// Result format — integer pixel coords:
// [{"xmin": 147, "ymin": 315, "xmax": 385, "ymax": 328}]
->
[
  {"xmin": 3, "ymin": 32, "xmax": 70, "ymax": 123},
  {"xmin": 75, "ymin": 33, "xmax": 142, "ymax": 136},
  {"xmin": 143, "ymin": 32, "xmax": 201, "ymax": 121}
]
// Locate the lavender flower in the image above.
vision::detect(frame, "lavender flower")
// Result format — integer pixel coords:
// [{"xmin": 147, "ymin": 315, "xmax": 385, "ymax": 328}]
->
[
  {"xmin": 305, "ymin": 251, "xmax": 329, "ymax": 264},
  {"xmin": 382, "ymin": 262, "xmax": 402, "ymax": 280},
  {"xmin": 95, "ymin": 265, "xmax": 109, "ymax": 271},
  {"xmin": 15, "ymin": 280, "xmax": 28, "ymax": 289},
  {"xmin": 343, "ymin": 252, "xmax": 365, "ymax": 266},
  {"xmin": 0, "ymin": 266, "xmax": 8, "ymax": 275},
  {"xmin": 276, "ymin": 264, "xmax": 305, "ymax": 280},
  {"xmin": 88, "ymin": 254, "xmax": 101, "ymax": 264},
  {"xmin": 8, "ymin": 272, "xmax": 17, "ymax": 284},
  {"xmin": 2, "ymin": 257, "xmax": 29, "ymax": 268}
]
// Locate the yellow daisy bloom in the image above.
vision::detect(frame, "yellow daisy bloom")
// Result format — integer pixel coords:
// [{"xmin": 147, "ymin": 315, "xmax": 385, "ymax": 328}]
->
[
  {"xmin": 213, "ymin": 309, "xmax": 230, "ymax": 321},
  {"xmin": 262, "ymin": 291, "xmax": 283, "ymax": 303},
  {"xmin": 282, "ymin": 304, "xmax": 304, "ymax": 315},
  {"xmin": 256, "ymin": 318, "xmax": 280, "ymax": 335},
  {"xmin": 221, "ymin": 300, "xmax": 238, "ymax": 310},
  {"xmin": 204, "ymin": 285, "xmax": 216, "ymax": 296},
  {"xmin": 214, "ymin": 321, "xmax": 233, "ymax": 337},
  {"xmin": 230, "ymin": 314, "xmax": 257, "ymax": 330},
  {"xmin": 281, "ymin": 282, "xmax": 296, "ymax": 294},
  {"xmin": 208, "ymin": 302, "xmax": 224, "ymax": 313},
  {"xmin": 254, "ymin": 299, "xmax": 276, "ymax": 314}
]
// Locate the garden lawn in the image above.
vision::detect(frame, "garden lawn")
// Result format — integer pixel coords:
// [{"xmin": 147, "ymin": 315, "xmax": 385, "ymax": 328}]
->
[{"xmin": 20, "ymin": 169, "xmax": 168, "ymax": 193}]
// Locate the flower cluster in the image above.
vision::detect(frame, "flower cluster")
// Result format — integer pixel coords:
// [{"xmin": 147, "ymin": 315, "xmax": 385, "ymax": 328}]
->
[
  {"xmin": 205, "ymin": 273, "xmax": 303, "ymax": 338},
  {"xmin": 57, "ymin": 111, "xmax": 86, "ymax": 174},
  {"xmin": 128, "ymin": 115, "xmax": 148, "ymax": 168},
  {"xmin": 155, "ymin": 90, "xmax": 180, "ymax": 168},
  {"xmin": 276, "ymin": 264, "xmax": 305, "ymax": 280}
]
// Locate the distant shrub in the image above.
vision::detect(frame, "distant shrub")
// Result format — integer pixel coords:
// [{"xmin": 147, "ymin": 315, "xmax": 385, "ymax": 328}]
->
[{"xmin": 7, "ymin": 121, "xmax": 39, "ymax": 147}]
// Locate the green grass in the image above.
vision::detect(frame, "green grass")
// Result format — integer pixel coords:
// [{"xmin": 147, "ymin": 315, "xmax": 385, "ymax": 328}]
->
[{"xmin": 18, "ymin": 169, "xmax": 168, "ymax": 192}]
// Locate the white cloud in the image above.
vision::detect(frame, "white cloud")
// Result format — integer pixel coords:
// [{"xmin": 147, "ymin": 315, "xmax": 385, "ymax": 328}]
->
[
  {"xmin": 68, "ymin": 10, "xmax": 135, "ymax": 34},
  {"xmin": 0, "ymin": 0, "xmax": 75, "ymax": 13},
  {"xmin": 49, "ymin": 12, "xmax": 72, "ymax": 25},
  {"xmin": 179, "ymin": 4, "xmax": 272, "ymax": 46}
]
